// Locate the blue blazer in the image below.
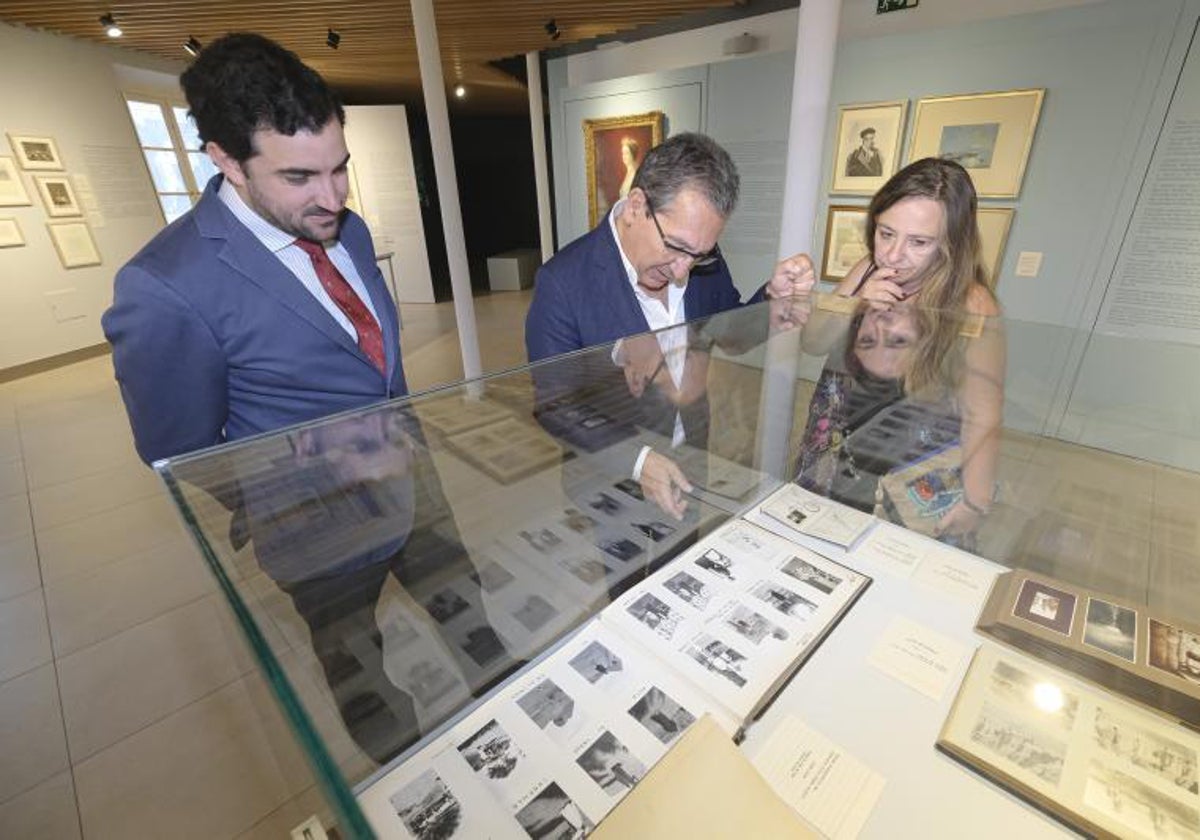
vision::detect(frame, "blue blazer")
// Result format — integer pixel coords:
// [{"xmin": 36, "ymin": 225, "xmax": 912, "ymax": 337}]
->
[
  {"xmin": 524, "ymin": 215, "xmax": 763, "ymax": 363},
  {"xmin": 103, "ymin": 176, "xmax": 407, "ymax": 465}
]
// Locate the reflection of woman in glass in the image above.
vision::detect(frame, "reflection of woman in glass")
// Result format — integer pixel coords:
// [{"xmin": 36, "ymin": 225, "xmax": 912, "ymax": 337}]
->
[
  {"xmin": 797, "ymin": 157, "xmax": 1005, "ymax": 548},
  {"xmin": 617, "ymin": 136, "xmax": 640, "ymax": 200}
]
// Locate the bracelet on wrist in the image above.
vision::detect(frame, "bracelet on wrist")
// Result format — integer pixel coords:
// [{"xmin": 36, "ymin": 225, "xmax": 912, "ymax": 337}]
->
[{"xmin": 961, "ymin": 493, "xmax": 990, "ymax": 516}]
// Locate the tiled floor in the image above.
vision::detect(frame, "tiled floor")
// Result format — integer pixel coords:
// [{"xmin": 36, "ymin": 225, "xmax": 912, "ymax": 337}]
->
[{"xmin": 1, "ymin": 287, "xmax": 1198, "ymax": 837}]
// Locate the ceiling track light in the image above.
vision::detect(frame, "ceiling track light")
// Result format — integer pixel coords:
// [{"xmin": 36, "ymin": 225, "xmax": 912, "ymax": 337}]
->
[
  {"xmin": 544, "ymin": 19, "xmax": 561, "ymax": 41},
  {"xmin": 183, "ymin": 36, "xmax": 202, "ymax": 57},
  {"xmin": 99, "ymin": 13, "xmax": 122, "ymax": 38},
  {"xmin": 326, "ymin": 28, "xmax": 340, "ymax": 49}
]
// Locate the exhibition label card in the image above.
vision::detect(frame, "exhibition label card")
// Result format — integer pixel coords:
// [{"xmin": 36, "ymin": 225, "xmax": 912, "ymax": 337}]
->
[
  {"xmin": 851, "ymin": 523, "xmax": 924, "ymax": 578},
  {"xmin": 750, "ymin": 716, "xmax": 886, "ymax": 840},
  {"xmin": 911, "ymin": 546, "xmax": 998, "ymax": 606},
  {"xmin": 866, "ymin": 616, "xmax": 968, "ymax": 700}
]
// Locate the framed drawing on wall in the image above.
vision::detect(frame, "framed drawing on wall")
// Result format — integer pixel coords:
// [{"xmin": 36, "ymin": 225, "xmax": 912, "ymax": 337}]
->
[
  {"xmin": 7, "ymin": 134, "xmax": 64, "ymax": 171},
  {"xmin": 830, "ymin": 100, "xmax": 907, "ymax": 195},
  {"xmin": 820, "ymin": 205, "xmax": 870, "ymax": 281},
  {"xmin": 583, "ymin": 111, "xmax": 665, "ymax": 228},
  {"xmin": 34, "ymin": 175, "xmax": 82, "ymax": 218},
  {"xmin": 0, "ymin": 217, "xmax": 24, "ymax": 248},
  {"xmin": 908, "ymin": 89, "xmax": 1045, "ymax": 198},
  {"xmin": 47, "ymin": 221, "xmax": 101, "ymax": 268},
  {"xmin": 977, "ymin": 207, "xmax": 1014, "ymax": 287},
  {"xmin": 0, "ymin": 157, "xmax": 30, "ymax": 206}
]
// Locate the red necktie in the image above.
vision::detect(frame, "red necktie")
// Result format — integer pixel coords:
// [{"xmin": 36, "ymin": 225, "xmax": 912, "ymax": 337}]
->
[{"xmin": 294, "ymin": 239, "xmax": 386, "ymax": 375}]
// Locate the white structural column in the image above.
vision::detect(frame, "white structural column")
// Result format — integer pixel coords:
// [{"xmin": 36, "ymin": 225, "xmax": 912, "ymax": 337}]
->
[
  {"xmin": 757, "ymin": 0, "xmax": 842, "ymax": 476},
  {"xmin": 526, "ymin": 51, "xmax": 555, "ymax": 262},
  {"xmin": 411, "ymin": 0, "xmax": 482, "ymax": 381}
]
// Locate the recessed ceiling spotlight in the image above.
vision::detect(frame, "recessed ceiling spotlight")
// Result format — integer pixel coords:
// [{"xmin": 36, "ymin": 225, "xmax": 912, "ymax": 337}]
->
[
  {"xmin": 454, "ymin": 84, "xmax": 466, "ymax": 98},
  {"xmin": 183, "ymin": 36, "xmax": 202, "ymax": 57},
  {"xmin": 326, "ymin": 28, "xmax": 340, "ymax": 49},
  {"xmin": 99, "ymin": 13, "xmax": 122, "ymax": 38},
  {"xmin": 544, "ymin": 19, "xmax": 561, "ymax": 41}
]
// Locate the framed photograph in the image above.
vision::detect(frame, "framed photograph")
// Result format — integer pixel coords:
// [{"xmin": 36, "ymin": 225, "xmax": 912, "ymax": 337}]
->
[
  {"xmin": 1012, "ymin": 577, "xmax": 1077, "ymax": 636},
  {"xmin": 0, "ymin": 217, "xmax": 23, "ymax": 248},
  {"xmin": 1148, "ymin": 619, "xmax": 1200, "ymax": 685},
  {"xmin": 830, "ymin": 100, "xmax": 907, "ymax": 195},
  {"xmin": 34, "ymin": 175, "xmax": 82, "ymax": 218},
  {"xmin": 820, "ymin": 204, "xmax": 870, "ymax": 281},
  {"xmin": 583, "ymin": 110, "xmax": 665, "ymax": 228},
  {"xmin": 977, "ymin": 207, "xmax": 1014, "ymax": 287},
  {"xmin": 7, "ymin": 134, "xmax": 64, "ymax": 171},
  {"xmin": 0, "ymin": 157, "xmax": 31, "ymax": 207},
  {"xmin": 1082, "ymin": 598, "xmax": 1137, "ymax": 663},
  {"xmin": 46, "ymin": 221, "xmax": 101, "ymax": 269},
  {"xmin": 908, "ymin": 89, "xmax": 1045, "ymax": 198}
]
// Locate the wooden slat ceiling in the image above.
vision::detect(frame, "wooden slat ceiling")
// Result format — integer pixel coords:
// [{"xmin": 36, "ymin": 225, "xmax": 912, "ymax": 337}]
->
[{"xmin": 0, "ymin": 0, "xmax": 744, "ymax": 111}]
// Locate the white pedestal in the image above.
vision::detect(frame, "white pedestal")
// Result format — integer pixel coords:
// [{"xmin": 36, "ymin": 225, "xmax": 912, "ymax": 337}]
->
[{"xmin": 486, "ymin": 248, "xmax": 540, "ymax": 291}]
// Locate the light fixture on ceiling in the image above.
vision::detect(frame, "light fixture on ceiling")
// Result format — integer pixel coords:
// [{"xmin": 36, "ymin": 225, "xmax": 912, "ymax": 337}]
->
[
  {"xmin": 544, "ymin": 19, "xmax": 561, "ymax": 41},
  {"xmin": 453, "ymin": 84, "xmax": 466, "ymax": 99},
  {"xmin": 183, "ymin": 36, "xmax": 203, "ymax": 57},
  {"xmin": 99, "ymin": 13, "xmax": 122, "ymax": 38},
  {"xmin": 326, "ymin": 28, "xmax": 341, "ymax": 49}
]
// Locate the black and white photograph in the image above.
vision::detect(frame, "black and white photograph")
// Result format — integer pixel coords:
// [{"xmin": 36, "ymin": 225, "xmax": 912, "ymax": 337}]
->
[
  {"xmin": 458, "ymin": 625, "xmax": 506, "ymax": 667},
  {"xmin": 625, "ymin": 593, "xmax": 681, "ymax": 639},
  {"xmin": 404, "ymin": 660, "xmax": 464, "ymax": 708},
  {"xmin": 1083, "ymin": 760, "xmax": 1200, "ymax": 840},
  {"xmin": 662, "ymin": 571, "xmax": 712, "ymax": 610},
  {"xmin": 559, "ymin": 508, "xmax": 596, "ymax": 535},
  {"xmin": 390, "ymin": 769, "xmax": 465, "ymax": 840},
  {"xmin": 693, "ymin": 548, "xmax": 737, "ymax": 581},
  {"xmin": 569, "ymin": 641, "xmax": 623, "ymax": 685},
  {"xmin": 457, "ymin": 718, "xmax": 525, "ymax": 782},
  {"xmin": 556, "ymin": 554, "xmax": 608, "ymax": 585},
  {"xmin": 684, "ymin": 635, "xmax": 748, "ymax": 688},
  {"xmin": 749, "ymin": 581, "xmax": 817, "ymax": 619},
  {"xmin": 781, "ymin": 556, "xmax": 842, "ymax": 595},
  {"xmin": 1013, "ymin": 578, "xmax": 1077, "ymax": 636},
  {"xmin": 723, "ymin": 604, "xmax": 789, "ymax": 645},
  {"xmin": 1093, "ymin": 706, "xmax": 1199, "ymax": 794},
  {"xmin": 34, "ymin": 175, "xmax": 81, "ymax": 218},
  {"xmin": 516, "ymin": 678, "xmax": 585, "ymax": 743},
  {"xmin": 632, "ymin": 520, "xmax": 675, "ymax": 542},
  {"xmin": 519, "ymin": 527, "xmax": 563, "ymax": 554},
  {"xmin": 627, "ymin": 686, "xmax": 696, "ymax": 745},
  {"xmin": 613, "ymin": 478, "xmax": 645, "ymax": 501},
  {"xmin": 587, "ymin": 492, "xmax": 624, "ymax": 516},
  {"xmin": 1082, "ymin": 598, "xmax": 1137, "ymax": 663},
  {"xmin": 988, "ymin": 660, "xmax": 1079, "ymax": 732},
  {"xmin": 468, "ymin": 561, "xmax": 515, "ymax": 594},
  {"xmin": 513, "ymin": 782, "xmax": 593, "ymax": 839},
  {"xmin": 425, "ymin": 588, "xmax": 471, "ymax": 624},
  {"xmin": 830, "ymin": 100, "xmax": 907, "ymax": 195},
  {"xmin": 7, "ymin": 133, "xmax": 63, "ymax": 171},
  {"xmin": 598, "ymin": 537, "xmax": 643, "ymax": 563},
  {"xmin": 576, "ymin": 731, "xmax": 647, "ymax": 797},
  {"xmin": 1149, "ymin": 619, "xmax": 1200, "ymax": 685},
  {"xmin": 970, "ymin": 701, "xmax": 1067, "ymax": 785},
  {"xmin": 382, "ymin": 614, "xmax": 421, "ymax": 649},
  {"xmin": 513, "ymin": 595, "xmax": 558, "ymax": 633}
]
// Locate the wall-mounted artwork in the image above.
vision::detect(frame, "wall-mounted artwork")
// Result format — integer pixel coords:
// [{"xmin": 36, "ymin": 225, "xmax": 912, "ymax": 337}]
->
[
  {"xmin": 47, "ymin": 221, "xmax": 101, "ymax": 268},
  {"xmin": 830, "ymin": 100, "xmax": 908, "ymax": 195},
  {"xmin": 821, "ymin": 205, "xmax": 870, "ymax": 281},
  {"xmin": 7, "ymin": 134, "xmax": 64, "ymax": 171},
  {"xmin": 908, "ymin": 89, "xmax": 1045, "ymax": 198},
  {"xmin": 977, "ymin": 207, "xmax": 1015, "ymax": 288},
  {"xmin": 583, "ymin": 111, "xmax": 665, "ymax": 228},
  {"xmin": 34, "ymin": 175, "xmax": 82, "ymax": 218},
  {"xmin": 0, "ymin": 217, "xmax": 24, "ymax": 248},
  {"xmin": 0, "ymin": 157, "xmax": 31, "ymax": 206}
]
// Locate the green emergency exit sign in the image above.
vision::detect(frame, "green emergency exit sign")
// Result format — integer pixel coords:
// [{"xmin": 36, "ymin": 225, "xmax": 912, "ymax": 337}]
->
[{"xmin": 877, "ymin": 0, "xmax": 918, "ymax": 13}]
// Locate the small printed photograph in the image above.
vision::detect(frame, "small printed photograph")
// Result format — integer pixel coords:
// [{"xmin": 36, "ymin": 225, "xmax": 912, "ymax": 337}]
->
[
  {"xmin": 684, "ymin": 635, "xmax": 749, "ymax": 688},
  {"xmin": 425, "ymin": 588, "xmax": 472, "ymax": 625},
  {"xmin": 381, "ymin": 614, "xmax": 420, "ymax": 649},
  {"xmin": 987, "ymin": 660, "xmax": 1079, "ymax": 733},
  {"xmin": 559, "ymin": 508, "xmax": 597, "ymax": 535},
  {"xmin": 718, "ymin": 525, "xmax": 767, "ymax": 555},
  {"xmin": 1093, "ymin": 706, "xmax": 1199, "ymax": 795},
  {"xmin": 513, "ymin": 782, "xmax": 593, "ymax": 839},
  {"xmin": 785, "ymin": 507, "xmax": 807, "ymax": 527},
  {"xmin": 749, "ymin": 581, "xmax": 817, "ymax": 619},
  {"xmin": 632, "ymin": 520, "xmax": 676, "ymax": 543},
  {"xmin": 693, "ymin": 548, "xmax": 737, "ymax": 582},
  {"xmin": 598, "ymin": 537, "xmax": 643, "ymax": 564},
  {"xmin": 516, "ymin": 678, "xmax": 584, "ymax": 743},
  {"xmin": 1012, "ymin": 578, "xmax": 1077, "ymax": 636},
  {"xmin": 588, "ymin": 492, "xmax": 624, "ymax": 516},
  {"xmin": 1149, "ymin": 619, "xmax": 1200, "ymax": 685},
  {"xmin": 628, "ymin": 686, "xmax": 696, "ymax": 745},
  {"xmin": 970, "ymin": 700, "xmax": 1067, "ymax": 786},
  {"xmin": 468, "ymin": 560, "xmax": 516, "ymax": 594},
  {"xmin": 557, "ymin": 554, "xmax": 609, "ymax": 585},
  {"xmin": 1082, "ymin": 598, "xmax": 1137, "ymax": 663},
  {"xmin": 569, "ymin": 640, "xmax": 624, "ymax": 685},
  {"xmin": 662, "ymin": 571, "xmax": 712, "ymax": 610},
  {"xmin": 780, "ymin": 556, "xmax": 842, "ymax": 595},
  {"xmin": 457, "ymin": 719, "xmax": 525, "ymax": 781},
  {"xmin": 513, "ymin": 595, "xmax": 559, "ymax": 633},
  {"xmin": 404, "ymin": 660, "xmax": 464, "ymax": 708},
  {"xmin": 939, "ymin": 122, "xmax": 1001, "ymax": 169},
  {"xmin": 625, "ymin": 593, "xmax": 681, "ymax": 639},
  {"xmin": 613, "ymin": 478, "xmax": 645, "ymax": 502},
  {"xmin": 576, "ymin": 731, "xmax": 647, "ymax": 797},
  {"xmin": 20, "ymin": 140, "xmax": 56, "ymax": 163},
  {"xmin": 1083, "ymin": 759, "xmax": 1200, "ymax": 840},
  {"xmin": 390, "ymin": 769, "xmax": 464, "ymax": 840},
  {"xmin": 459, "ymin": 625, "xmax": 506, "ymax": 667},
  {"xmin": 519, "ymin": 527, "xmax": 563, "ymax": 554},
  {"xmin": 723, "ymin": 604, "xmax": 789, "ymax": 645}
]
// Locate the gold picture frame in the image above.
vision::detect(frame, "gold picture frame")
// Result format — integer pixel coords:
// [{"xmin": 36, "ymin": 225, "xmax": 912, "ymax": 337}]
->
[
  {"xmin": 7, "ymin": 133, "xmax": 64, "ymax": 171},
  {"xmin": 46, "ymin": 221, "xmax": 101, "ymax": 268},
  {"xmin": 583, "ymin": 111, "xmax": 665, "ymax": 228},
  {"xmin": 34, "ymin": 175, "xmax": 82, "ymax": 218},
  {"xmin": 0, "ymin": 156, "xmax": 31, "ymax": 206},
  {"xmin": 820, "ymin": 204, "xmax": 870, "ymax": 281},
  {"xmin": 830, "ymin": 100, "xmax": 908, "ymax": 195},
  {"xmin": 908, "ymin": 89, "xmax": 1045, "ymax": 198},
  {"xmin": 977, "ymin": 207, "xmax": 1014, "ymax": 288}
]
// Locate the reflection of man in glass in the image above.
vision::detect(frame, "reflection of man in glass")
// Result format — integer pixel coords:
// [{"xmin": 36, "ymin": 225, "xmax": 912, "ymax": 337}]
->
[{"xmin": 846, "ymin": 128, "xmax": 883, "ymax": 177}]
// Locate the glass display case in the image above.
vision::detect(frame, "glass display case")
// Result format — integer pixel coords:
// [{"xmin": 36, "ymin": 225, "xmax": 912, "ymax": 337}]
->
[{"xmin": 154, "ymin": 294, "xmax": 1200, "ymax": 838}]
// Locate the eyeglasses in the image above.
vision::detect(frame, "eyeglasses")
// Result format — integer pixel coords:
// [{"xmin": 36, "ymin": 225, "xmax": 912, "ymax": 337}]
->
[{"xmin": 645, "ymin": 195, "xmax": 721, "ymax": 268}]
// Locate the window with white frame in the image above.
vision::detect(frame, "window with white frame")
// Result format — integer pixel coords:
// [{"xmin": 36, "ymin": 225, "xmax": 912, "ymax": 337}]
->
[{"xmin": 124, "ymin": 97, "xmax": 219, "ymax": 224}]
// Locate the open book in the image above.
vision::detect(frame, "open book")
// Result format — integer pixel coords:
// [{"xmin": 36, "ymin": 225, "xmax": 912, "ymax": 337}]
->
[
  {"xmin": 759, "ymin": 483, "xmax": 876, "ymax": 548},
  {"xmin": 358, "ymin": 518, "xmax": 869, "ymax": 838}
]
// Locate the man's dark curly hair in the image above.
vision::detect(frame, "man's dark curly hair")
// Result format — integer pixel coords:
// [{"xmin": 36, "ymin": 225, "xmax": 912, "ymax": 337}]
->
[{"xmin": 180, "ymin": 33, "xmax": 345, "ymax": 163}]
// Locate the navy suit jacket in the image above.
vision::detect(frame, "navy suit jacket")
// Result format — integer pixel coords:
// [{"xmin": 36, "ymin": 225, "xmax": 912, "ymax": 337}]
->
[
  {"xmin": 103, "ymin": 176, "xmax": 407, "ymax": 465},
  {"xmin": 524, "ymin": 215, "xmax": 763, "ymax": 363}
]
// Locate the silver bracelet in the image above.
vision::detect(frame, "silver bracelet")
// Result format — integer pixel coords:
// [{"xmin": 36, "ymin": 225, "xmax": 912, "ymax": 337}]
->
[{"xmin": 961, "ymin": 493, "xmax": 990, "ymax": 516}]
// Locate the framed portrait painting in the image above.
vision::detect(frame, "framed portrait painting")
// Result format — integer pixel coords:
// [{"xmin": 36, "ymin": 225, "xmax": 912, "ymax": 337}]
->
[
  {"xmin": 583, "ymin": 111, "xmax": 665, "ymax": 228},
  {"xmin": 830, "ymin": 100, "xmax": 907, "ymax": 195},
  {"xmin": 909, "ymin": 89, "xmax": 1044, "ymax": 198},
  {"xmin": 34, "ymin": 175, "xmax": 81, "ymax": 218},
  {"xmin": 47, "ymin": 221, "xmax": 101, "ymax": 269},
  {"xmin": 976, "ymin": 207, "xmax": 1014, "ymax": 287},
  {"xmin": 0, "ymin": 157, "xmax": 31, "ymax": 207},
  {"xmin": 0, "ymin": 217, "xmax": 24, "ymax": 248},
  {"xmin": 7, "ymin": 134, "xmax": 63, "ymax": 171},
  {"xmin": 820, "ymin": 205, "xmax": 870, "ymax": 281}
]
